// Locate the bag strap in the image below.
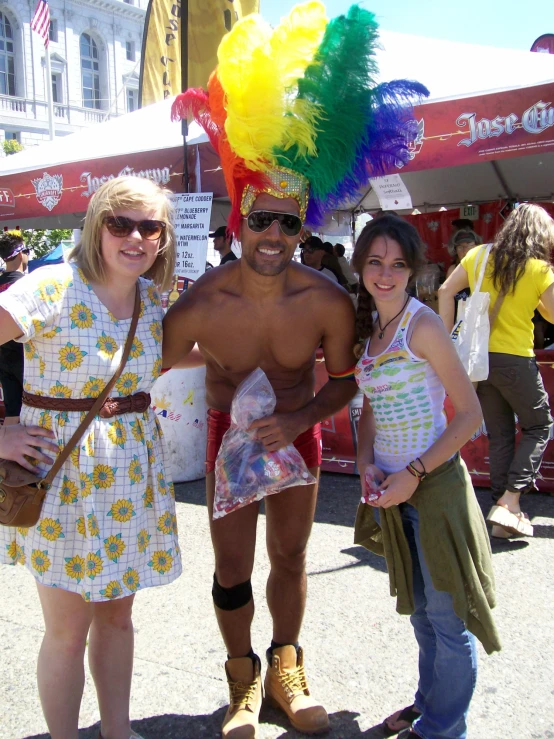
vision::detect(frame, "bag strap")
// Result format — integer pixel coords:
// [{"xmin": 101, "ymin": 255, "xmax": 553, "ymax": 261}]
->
[
  {"xmin": 473, "ymin": 244, "xmax": 492, "ymax": 294},
  {"xmin": 474, "ymin": 243, "xmax": 505, "ymax": 328},
  {"xmin": 39, "ymin": 284, "xmax": 141, "ymax": 489}
]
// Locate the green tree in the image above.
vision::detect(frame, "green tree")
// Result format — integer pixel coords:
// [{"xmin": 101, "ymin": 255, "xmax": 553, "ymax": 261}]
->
[
  {"xmin": 22, "ymin": 229, "xmax": 73, "ymax": 259},
  {"xmin": 2, "ymin": 139, "xmax": 24, "ymax": 156}
]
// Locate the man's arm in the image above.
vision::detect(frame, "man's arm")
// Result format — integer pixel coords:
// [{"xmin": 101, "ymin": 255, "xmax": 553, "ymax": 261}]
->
[
  {"xmin": 162, "ymin": 290, "xmax": 199, "ymax": 369},
  {"xmin": 296, "ymin": 291, "xmax": 358, "ymax": 429}
]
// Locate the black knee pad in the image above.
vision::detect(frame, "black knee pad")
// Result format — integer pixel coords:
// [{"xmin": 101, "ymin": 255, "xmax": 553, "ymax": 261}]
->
[{"xmin": 212, "ymin": 573, "xmax": 253, "ymax": 611}]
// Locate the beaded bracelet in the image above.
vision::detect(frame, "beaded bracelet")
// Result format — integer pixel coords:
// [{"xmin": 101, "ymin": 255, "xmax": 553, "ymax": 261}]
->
[{"xmin": 406, "ymin": 459, "xmax": 427, "ymax": 481}]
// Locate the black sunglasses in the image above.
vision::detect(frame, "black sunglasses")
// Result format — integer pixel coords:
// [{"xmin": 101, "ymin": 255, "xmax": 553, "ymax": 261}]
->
[
  {"xmin": 245, "ymin": 210, "xmax": 302, "ymax": 237},
  {"xmin": 103, "ymin": 216, "xmax": 166, "ymax": 241}
]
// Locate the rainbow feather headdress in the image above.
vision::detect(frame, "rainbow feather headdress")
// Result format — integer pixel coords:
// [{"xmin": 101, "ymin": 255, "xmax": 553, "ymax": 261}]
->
[{"xmin": 171, "ymin": 2, "xmax": 429, "ymax": 236}]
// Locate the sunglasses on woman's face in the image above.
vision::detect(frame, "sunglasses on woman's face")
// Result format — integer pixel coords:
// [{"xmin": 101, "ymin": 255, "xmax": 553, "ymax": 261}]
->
[
  {"xmin": 245, "ymin": 210, "xmax": 303, "ymax": 237},
  {"xmin": 103, "ymin": 216, "xmax": 166, "ymax": 241}
]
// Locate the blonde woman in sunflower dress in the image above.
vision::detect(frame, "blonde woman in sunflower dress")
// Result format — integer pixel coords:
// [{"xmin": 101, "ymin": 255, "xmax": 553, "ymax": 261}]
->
[{"xmin": 0, "ymin": 176, "xmax": 181, "ymax": 739}]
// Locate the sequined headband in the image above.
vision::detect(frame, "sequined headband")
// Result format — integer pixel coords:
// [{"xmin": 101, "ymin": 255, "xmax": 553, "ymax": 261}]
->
[{"xmin": 240, "ymin": 166, "xmax": 309, "ymax": 221}]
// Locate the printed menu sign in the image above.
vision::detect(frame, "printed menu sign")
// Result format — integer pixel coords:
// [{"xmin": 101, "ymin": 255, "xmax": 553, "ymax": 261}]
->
[{"xmin": 172, "ymin": 192, "xmax": 213, "ymax": 280}]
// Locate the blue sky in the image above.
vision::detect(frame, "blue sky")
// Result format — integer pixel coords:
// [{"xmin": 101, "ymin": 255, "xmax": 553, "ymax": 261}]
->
[{"xmin": 262, "ymin": 1, "xmax": 554, "ymax": 51}]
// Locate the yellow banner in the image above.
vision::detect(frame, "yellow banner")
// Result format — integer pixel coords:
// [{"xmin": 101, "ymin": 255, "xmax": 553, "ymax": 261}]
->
[{"xmin": 139, "ymin": 0, "xmax": 259, "ymax": 107}]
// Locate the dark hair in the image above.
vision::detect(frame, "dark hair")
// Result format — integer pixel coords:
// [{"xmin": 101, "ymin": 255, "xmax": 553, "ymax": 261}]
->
[
  {"xmin": 304, "ymin": 235, "xmax": 324, "ymax": 250},
  {"xmin": 490, "ymin": 204, "xmax": 554, "ymax": 295},
  {"xmin": 322, "ymin": 241, "xmax": 334, "ymax": 255},
  {"xmin": 335, "ymin": 244, "xmax": 345, "ymax": 257},
  {"xmin": 352, "ymin": 215, "xmax": 427, "ymax": 356},
  {"xmin": 451, "ymin": 218, "xmax": 474, "ymax": 230},
  {"xmin": 0, "ymin": 232, "xmax": 24, "ymax": 261}
]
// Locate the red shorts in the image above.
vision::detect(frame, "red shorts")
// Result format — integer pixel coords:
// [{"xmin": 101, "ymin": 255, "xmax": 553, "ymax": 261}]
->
[{"xmin": 206, "ymin": 408, "xmax": 322, "ymax": 474}]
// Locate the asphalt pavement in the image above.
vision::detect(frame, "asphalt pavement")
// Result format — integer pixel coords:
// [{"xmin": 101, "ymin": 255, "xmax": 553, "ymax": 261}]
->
[{"xmin": 1, "ymin": 473, "xmax": 553, "ymax": 739}]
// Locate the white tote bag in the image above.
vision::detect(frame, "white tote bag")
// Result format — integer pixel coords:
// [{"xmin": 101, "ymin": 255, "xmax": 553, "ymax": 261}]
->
[{"xmin": 451, "ymin": 244, "xmax": 492, "ymax": 382}]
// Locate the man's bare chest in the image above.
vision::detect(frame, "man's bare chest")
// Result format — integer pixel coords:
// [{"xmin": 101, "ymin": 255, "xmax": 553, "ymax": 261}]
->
[{"xmin": 197, "ymin": 307, "xmax": 321, "ymax": 374}]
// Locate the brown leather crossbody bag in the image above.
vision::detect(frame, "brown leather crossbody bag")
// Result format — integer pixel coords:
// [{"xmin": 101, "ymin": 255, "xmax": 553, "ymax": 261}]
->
[{"xmin": 0, "ymin": 286, "xmax": 141, "ymax": 528}]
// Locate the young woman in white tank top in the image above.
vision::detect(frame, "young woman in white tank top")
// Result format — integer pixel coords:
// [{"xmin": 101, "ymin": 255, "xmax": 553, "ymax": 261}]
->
[{"xmin": 351, "ymin": 215, "xmax": 499, "ymax": 739}]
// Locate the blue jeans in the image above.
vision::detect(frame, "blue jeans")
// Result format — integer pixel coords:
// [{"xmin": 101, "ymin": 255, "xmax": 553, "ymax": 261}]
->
[
  {"xmin": 375, "ymin": 504, "xmax": 478, "ymax": 738},
  {"xmin": 402, "ymin": 503, "xmax": 478, "ymax": 739}
]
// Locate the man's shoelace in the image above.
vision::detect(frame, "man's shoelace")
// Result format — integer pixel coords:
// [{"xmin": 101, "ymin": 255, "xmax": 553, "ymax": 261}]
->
[
  {"xmin": 277, "ymin": 665, "xmax": 309, "ymax": 698},
  {"xmin": 229, "ymin": 679, "xmax": 258, "ymax": 710}
]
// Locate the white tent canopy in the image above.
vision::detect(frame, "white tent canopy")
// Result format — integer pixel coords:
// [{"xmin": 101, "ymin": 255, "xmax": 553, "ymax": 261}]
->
[
  {"xmin": 377, "ymin": 31, "xmax": 554, "ymax": 101},
  {"xmin": 0, "ymin": 97, "xmax": 208, "ymax": 177}
]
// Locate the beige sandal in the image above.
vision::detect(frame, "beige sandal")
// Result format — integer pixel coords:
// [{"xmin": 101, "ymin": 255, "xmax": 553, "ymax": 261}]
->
[
  {"xmin": 490, "ymin": 524, "xmax": 518, "ymax": 539},
  {"xmin": 487, "ymin": 505, "xmax": 533, "ymax": 537}
]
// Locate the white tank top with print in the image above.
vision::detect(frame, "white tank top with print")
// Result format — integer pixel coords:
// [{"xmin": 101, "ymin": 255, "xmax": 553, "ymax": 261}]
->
[{"xmin": 355, "ymin": 297, "xmax": 447, "ymax": 475}]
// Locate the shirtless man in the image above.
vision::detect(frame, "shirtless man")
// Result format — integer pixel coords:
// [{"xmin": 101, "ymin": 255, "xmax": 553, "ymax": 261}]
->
[{"xmin": 163, "ymin": 192, "xmax": 357, "ymax": 737}]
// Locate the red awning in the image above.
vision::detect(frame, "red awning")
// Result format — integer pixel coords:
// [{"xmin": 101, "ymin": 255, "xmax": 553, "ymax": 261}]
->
[{"xmin": 0, "ymin": 143, "xmax": 225, "ymax": 226}]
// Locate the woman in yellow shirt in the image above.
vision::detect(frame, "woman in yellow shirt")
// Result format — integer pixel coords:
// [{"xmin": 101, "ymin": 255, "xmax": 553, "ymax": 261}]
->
[{"xmin": 439, "ymin": 204, "xmax": 554, "ymax": 538}]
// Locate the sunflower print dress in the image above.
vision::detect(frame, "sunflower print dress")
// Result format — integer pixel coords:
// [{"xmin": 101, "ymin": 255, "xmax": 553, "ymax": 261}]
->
[{"xmin": 0, "ymin": 262, "xmax": 181, "ymax": 601}]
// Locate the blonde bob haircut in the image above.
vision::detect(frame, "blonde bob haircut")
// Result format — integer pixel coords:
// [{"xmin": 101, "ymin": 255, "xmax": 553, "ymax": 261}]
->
[{"xmin": 68, "ymin": 175, "xmax": 176, "ymax": 292}]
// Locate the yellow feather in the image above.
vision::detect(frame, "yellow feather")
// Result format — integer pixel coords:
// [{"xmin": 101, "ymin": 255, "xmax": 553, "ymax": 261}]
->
[{"xmin": 216, "ymin": 2, "xmax": 328, "ymax": 170}]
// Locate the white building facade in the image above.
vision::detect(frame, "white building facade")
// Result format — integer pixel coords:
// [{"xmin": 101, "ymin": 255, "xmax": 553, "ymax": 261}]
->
[{"xmin": 0, "ymin": 0, "xmax": 146, "ymax": 150}]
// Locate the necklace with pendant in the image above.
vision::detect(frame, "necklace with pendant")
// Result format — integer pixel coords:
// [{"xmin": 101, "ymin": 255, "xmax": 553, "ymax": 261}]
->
[{"xmin": 377, "ymin": 295, "xmax": 410, "ymax": 339}]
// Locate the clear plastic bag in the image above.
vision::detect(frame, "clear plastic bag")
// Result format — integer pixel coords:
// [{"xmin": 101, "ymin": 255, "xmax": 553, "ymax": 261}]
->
[
  {"xmin": 213, "ymin": 368, "xmax": 317, "ymax": 519},
  {"xmin": 361, "ymin": 466, "xmax": 385, "ymax": 504}
]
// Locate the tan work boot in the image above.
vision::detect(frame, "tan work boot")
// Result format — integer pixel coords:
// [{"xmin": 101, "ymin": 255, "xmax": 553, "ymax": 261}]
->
[
  {"xmin": 264, "ymin": 645, "xmax": 329, "ymax": 734},
  {"xmin": 222, "ymin": 655, "xmax": 263, "ymax": 738}
]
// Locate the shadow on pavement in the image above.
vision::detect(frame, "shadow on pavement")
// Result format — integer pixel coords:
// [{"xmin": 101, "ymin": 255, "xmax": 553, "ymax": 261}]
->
[
  {"xmin": 24, "ymin": 708, "xmax": 226, "ymax": 738},
  {"xmin": 531, "ymin": 522, "xmax": 554, "ymax": 538},
  {"xmin": 313, "ymin": 473, "xmax": 360, "ymax": 528},
  {"xmin": 22, "ymin": 708, "xmax": 378, "ymax": 739},
  {"xmin": 309, "ymin": 545, "xmax": 387, "ymax": 576},
  {"xmin": 260, "ymin": 705, "xmax": 374, "ymax": 737},
  {"xmin": 174, "ymin": 472, "xmax": 362, "ymax": 529},
  {"xmin": 174, "ymin": 473, "xmax": 554, "ymax": 542},
  {"xmin": 488, "ymin": 537, "xmax": 529, "ymax": 553},
  {"xmin": 174, "ymin": 477, "xmax": 205, "ymax": 507}
]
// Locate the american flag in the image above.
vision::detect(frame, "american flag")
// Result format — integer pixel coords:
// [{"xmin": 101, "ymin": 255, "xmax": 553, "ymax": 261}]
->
[{"xmin": 30, "ymin": 0, "xmax": 50, "ymax": 47}]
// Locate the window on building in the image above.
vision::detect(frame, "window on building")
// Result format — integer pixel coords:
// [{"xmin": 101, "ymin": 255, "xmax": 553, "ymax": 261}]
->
[
  {"xmin": 126, "ymin": 88, "xmax": 137, "ymax": 113},
  {"xmin": 49, "ymin": 19, "xmax": 58, "ymax": 43},
  {"xmin": 6, "ymin": 131, "xmax": 20, "ymax": 141},
  {"xmin": 0, "ymin": 12, "xmax": 16, "ymax": 97},
  {"xmin": 80, "ymin": 33, "xmax": 100, "ymax": 109},
  {"xmin": 125, "ymin": 41, "xmax": 135, "ymax": 62},
  {"xmin": 51, "ymin": 73, "xmax": 62, "ymax": 103}
]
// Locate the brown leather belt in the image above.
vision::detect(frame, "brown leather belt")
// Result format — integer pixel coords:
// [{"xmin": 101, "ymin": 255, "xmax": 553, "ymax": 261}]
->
[{"xmin": 22, "ymin": 391, "xmax": 151, "ymax": 419}]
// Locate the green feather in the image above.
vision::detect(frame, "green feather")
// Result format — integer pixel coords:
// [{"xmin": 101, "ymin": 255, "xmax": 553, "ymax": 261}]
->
[{"xmin": 274, "ymin": 5, "xmax": 379, "ymax": 199}]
